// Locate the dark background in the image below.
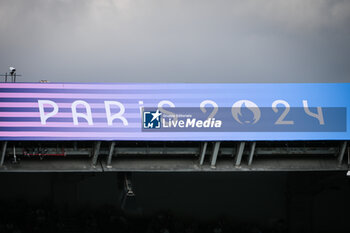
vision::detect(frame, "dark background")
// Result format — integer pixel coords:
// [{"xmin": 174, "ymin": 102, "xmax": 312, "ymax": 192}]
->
[{"xmin": 0, "ymin": 172, "xmax": 349, "ymax": 232}]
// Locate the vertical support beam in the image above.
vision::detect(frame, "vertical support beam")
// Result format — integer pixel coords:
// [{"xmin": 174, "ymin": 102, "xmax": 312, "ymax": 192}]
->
[
  {"xmin": 248, "ymin": 142, "xmax": 256, "ymax": 166},
  {"xmin": 91, "ymin": 141, "xmax": 101, "ymax": 167},
  {"xmin": 12, "ymin": 145, "xmax": 17, "ymax": 164},
  {"xmin": 338, "ymin": 141, "xmax": 347, "ymax": 166},
  {"xmin": 107, "ymin": 141, "xmax": 116, "ymax": 168},
  {"xmin": 211, "ymin": 142, "xmax": 220, "ymax": 167},
  {"xmin": 0, "ymin": 141, "xmax": 8, "ymax": 166},
  {"xmin": 199, "ymin": 142, "xmax": 208, "ymax": 166},
  {"xmin": 235, "ymin": 142, "xmax": 246, "ymax": 166},
  {"xmin": 124, "ymin": 172, "xmax": 135, "ymax": 197}
]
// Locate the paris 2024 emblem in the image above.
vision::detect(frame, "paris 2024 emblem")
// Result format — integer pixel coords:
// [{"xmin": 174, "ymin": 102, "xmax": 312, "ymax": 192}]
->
[{"xmin": 231, "ymin": 100, "xmax": 261, "ymax": 124}]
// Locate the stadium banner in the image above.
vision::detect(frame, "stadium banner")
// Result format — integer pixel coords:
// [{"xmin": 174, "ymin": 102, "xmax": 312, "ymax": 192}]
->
[{"xmin": 0, "ymin": 83, "xmax": 348, "ymax": 141}]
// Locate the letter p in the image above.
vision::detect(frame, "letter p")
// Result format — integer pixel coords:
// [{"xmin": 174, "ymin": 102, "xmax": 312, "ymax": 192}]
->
[{"xmin": 38, "ymin": 100, "xmax": 59, "ymax": 125}]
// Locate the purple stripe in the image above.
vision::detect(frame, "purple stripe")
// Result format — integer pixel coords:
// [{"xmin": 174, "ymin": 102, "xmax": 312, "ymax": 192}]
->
[
  {"xmin": 0, "ymin": 127, "xmax": 140, "ymax": 132},
  {"xmin": 1, "ymin": 93, "xmax": 213, "ymax": 99},
  {"xmin": 0, "ymin": 88, "xmax": 185, "ymax": 94},
  {"xmin": 0, "ymin": 107, "xmax": 141, "ymax": 113},
  {"xmin": 0, "ymin": 112, "xmax": 141, "ymax": 118},
  {"xmin": 0, "ymin": 98, "xmax": 150, "ymax": 103},
  {"xmin": 0, "ymin": 102, "xmax": 140, "ymax": 108},
  {"xmin": 0, "ymin": 122, "xmax": 140, "ymax": 127},
  {"xmin": 0, "ymin": 83, "xmax": 234, "ymax": 90},
  {"xmin": 0, "ymin": 99, "xmax": 215, "ymax": 107},
  {"xmin": 0, "ymin": 117, "xmax": 141, "ymax": 123},
  {"xmin": 0, "ymin": 131, "xmax": 192, "ymax": 137}
]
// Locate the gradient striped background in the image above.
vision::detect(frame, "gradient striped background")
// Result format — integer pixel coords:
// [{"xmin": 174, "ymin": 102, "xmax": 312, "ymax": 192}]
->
[{"xmin": 0, "ymin": 83, "xmax": 349, "ymax": 141}]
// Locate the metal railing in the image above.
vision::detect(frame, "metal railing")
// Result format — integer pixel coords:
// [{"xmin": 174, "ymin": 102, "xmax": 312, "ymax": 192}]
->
[{"xmin": 0, "ymin": 140, "xmax": 348, "ymax": 172}]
